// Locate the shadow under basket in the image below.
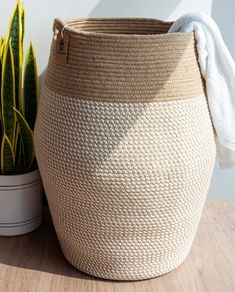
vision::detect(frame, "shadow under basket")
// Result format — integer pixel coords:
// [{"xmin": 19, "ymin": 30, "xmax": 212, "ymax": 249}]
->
[{"xmin": 34, "ymin": 18, "xmax": 216, "ymax": 280}]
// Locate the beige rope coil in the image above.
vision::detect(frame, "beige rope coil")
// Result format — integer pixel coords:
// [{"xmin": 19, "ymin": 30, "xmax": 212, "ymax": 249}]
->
[{"xmin": 34, "ymin": 18, "xmax": 216, "ymax": 280}]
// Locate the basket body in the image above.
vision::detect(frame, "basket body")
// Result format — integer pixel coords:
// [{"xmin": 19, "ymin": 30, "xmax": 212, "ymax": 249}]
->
[{"xmin": 34, "ymin": 18, "xmax": 216, "ymax": 280}]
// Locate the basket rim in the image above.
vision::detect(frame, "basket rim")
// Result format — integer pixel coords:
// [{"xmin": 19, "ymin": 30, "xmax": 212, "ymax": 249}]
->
[{"xmin": 53, "ymin": 17, "xmax": 194, "ymax": 39}]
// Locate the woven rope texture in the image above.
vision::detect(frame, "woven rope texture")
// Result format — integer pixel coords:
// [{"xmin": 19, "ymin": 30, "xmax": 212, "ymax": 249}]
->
[{"xmin": 34, "ymin": 18, "xmax": 216, "ymax": 280}]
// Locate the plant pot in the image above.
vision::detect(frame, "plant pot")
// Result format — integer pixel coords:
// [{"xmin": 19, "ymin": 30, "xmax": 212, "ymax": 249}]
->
[
  {"xmin": 34, "ymin": 18, "xmax": 216, "ymax": 280},
  {"xmin": 0, "ymin": 169, "xmax": 43, "ymax": 236}
]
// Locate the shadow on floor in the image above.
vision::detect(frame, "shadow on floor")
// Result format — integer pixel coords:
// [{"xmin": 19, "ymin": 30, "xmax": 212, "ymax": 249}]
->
[{"xmin": 0, "ymin": 208, "xmax": 157, "ymax": 283}]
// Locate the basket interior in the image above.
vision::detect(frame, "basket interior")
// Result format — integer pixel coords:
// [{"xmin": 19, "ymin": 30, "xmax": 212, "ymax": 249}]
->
[{"xmin": 64, "ymin": 18, "xmax": 172, "ymax": 35}]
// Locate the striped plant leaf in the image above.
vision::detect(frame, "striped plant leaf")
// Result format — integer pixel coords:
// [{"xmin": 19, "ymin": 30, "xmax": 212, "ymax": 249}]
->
[
  {"xmin": 21, "ymin": 4, "xmax": 25, "ymax": 59},
  {"xmin": 13, "ymin": 108, "xmax": 34, "ymax": 170},
  {"xmin": 0, "ymin": 37, "xmax": 4, "ymax": 100},
  {"xmin": 0, "ymin": 38, "xmax": 3, "ymax": 99},
  {"xmin": 0, "ymin": 38, "xmax": 3, "ymax": 157},
  {"xmin": 1, "ymin": 134, "xmax": 15, "ymax": 175},
  {"xmin": 1, "ymin": 40, "xmax": 16, "ymax": 145},
  {"xmin": 14, "ymin": 130, "xmax": 26, "ymax": 173},
  {"xmin": 0, "ymin": 44, "xmax": 2, "ymax": 141},
  {"xmin": 24, "ymin": 42, "xmax": 38, "ymax": 129},
  {"xmin": 0, "ymin": 40, "xmax": 5, "ymax": 62},
  {"xmin": 6, "ymin": 0, "xmax": 22, "ymax": 111}
]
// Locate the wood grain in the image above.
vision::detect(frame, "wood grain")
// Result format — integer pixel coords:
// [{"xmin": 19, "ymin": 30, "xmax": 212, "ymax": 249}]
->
[{"xmin": 0, "ymin": 201, "xmax": 234, "ymax": 292}]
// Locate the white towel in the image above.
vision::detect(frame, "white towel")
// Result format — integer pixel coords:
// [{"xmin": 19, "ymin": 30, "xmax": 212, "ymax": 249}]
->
[{"xmin": 169, "ymin": 12, "xmax": 235, "ymax": 169}]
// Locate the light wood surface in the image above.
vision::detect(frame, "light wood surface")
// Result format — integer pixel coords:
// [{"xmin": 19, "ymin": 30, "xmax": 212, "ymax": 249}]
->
[{"xmin": 0, "ymin": 200, "xmax": 234, "ymax": 292}]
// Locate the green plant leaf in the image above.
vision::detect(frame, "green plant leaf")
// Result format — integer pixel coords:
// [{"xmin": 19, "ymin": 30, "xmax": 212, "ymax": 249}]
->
[
  {"xmin": 0, "ymin": 37, "xmax": 3, "ymax": 49},
  {"xmin": 24, "ymin": 42, "xmax": 38, "ymax": 129},
  {"xmin": 15, "ymin": 131, "xmax": 26, "ymax": 173},
  {"xmin": 0, "ymin": 116, "xmax": 2, "ymax": 171},
  {"xmin": 13, "ymin": 107, "xmax": 34, "ymax": 170},
  {"xmin": 21, "ymin": 4, "xmax": 25, "ymax": 59},
  {"xmin": 1, "ymin": 40, "xmax": 16, "ymax": 145},
  {"xmin": 6, "ymin": 0, "xmax": 22, "ymax": 111},
  {"xmin": 14, "ymin": 126, "xmax": 29, "ymax": 174},
  {"xmin": 0, "ymin": 53, "xmax": 2, "ymax": 143},
  {"xmin": 0, "ymin": 37, "xmax": 3, "ymax": 106},
  {"xmin": 1, "ymin": 134, "xmax": 15, "ymax": 175},
  {"xmin": 0, "ymin": 39, "xmax": 5, "ymax": 62}
]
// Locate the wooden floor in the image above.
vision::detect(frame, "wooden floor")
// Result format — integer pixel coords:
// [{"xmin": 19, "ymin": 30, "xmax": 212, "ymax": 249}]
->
[{"xmin": 0, "ymin": 201, "xmax": 234, "ymax": 292}]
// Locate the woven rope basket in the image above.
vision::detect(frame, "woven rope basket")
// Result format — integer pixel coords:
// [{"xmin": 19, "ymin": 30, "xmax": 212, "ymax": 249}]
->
[{"xmin": 34, "ymin": 18, "xmax": 216, "ymax": 280}]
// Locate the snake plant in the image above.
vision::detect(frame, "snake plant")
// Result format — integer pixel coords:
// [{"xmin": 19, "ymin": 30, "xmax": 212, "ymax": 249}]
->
[{"xmin": 0, "ymin": 0, "xmax": 38, "ymax": 175}]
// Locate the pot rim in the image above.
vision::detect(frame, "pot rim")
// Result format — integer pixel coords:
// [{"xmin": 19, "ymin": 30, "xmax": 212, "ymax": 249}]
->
[{"xmin": 0, "ymin": 169, "xmax": 41, "ymax": 187}]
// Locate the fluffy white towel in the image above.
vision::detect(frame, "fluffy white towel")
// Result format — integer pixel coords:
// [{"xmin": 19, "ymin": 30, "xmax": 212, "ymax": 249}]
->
[{"xmin": 169, "ymin": 12, "xmax": 235, "ymax": 169}]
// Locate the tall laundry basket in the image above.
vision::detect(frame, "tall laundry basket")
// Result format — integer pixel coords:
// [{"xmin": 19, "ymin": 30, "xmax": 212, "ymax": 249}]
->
[{"xmin": 34, "ymin": 18, "xmax": 216, "ymax": 280}]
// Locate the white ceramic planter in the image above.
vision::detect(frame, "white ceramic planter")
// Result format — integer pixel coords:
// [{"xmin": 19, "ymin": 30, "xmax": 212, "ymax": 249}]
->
[{"xmin": 0, "ymin": 169, "xmax": 43, "ymax": 236}]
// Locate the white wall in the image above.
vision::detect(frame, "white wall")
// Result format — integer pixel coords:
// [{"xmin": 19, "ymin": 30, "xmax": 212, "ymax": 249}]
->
[
  {"xmin": 207, "ymin": 0, "xmax": 235, "ymax": 200},
  {"xmin": 0, "ymin": 0, "xmax": 234, "ymax": 199}
]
